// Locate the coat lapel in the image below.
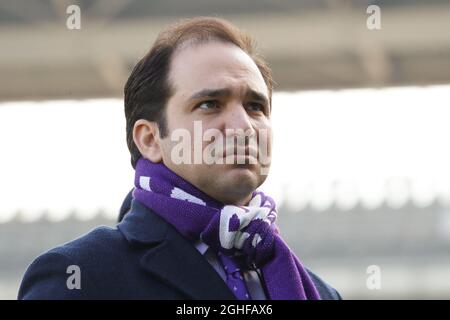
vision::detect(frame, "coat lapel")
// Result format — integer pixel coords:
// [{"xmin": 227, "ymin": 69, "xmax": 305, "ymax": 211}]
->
[{"xmin": 118, "ymin": 199, "xmax": 236, "ymax": 300}]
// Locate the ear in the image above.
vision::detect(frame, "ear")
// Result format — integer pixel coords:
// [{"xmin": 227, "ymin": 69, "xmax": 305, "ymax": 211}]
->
[{"xmin": 133, "ymin": 119, "xmax": 163, "ymax": 163}]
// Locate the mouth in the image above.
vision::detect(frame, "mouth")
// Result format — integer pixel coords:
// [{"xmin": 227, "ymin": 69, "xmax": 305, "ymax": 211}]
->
[
  {"xmin": 223, "ymin": 146, "xmax": 259, "ymax": 156},
  {"xmin": 204, "ymin": 142, "xmax": 261, "ymax": 165},
  {"xmin": 223, "ymin": 151, "xmax": 259, "ymax": 166}
]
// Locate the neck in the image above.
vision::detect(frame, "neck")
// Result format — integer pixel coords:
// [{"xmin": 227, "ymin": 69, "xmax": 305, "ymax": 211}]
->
[{"xmin": 203, "ymin": 189, "xmax": 253, "ymax": 207}]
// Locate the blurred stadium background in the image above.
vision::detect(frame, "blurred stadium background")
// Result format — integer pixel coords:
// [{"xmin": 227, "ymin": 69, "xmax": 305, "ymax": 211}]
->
[{"xmin": 1, "ymin": 0, "xmax": 450, "ymax": 299}]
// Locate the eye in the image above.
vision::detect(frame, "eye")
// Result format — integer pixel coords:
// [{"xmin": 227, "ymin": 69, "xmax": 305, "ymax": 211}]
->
[
  {"xmin": 246, "ymin": 102, "xmax": 265, "ymax": 113},
  {"xmin": 196, "ymin": 100, "xmax": 220, "ymax": 110}
]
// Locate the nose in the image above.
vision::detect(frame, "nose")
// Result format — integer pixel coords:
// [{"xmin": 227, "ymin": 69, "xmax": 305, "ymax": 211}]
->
[{"xmin": 223, "ymin": 103, "xmax": 256, "ymax": 137}]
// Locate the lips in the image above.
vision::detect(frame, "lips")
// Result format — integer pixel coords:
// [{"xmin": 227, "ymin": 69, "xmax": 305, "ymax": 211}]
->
[
  {"xmin": 205, "ymin": 139, "xmax": 260, "ymax": 164},
  {"xmin": 223, "ymin": 150, "xmax": 259, "ymax": 165},
  {"xmin": 223, "ymin": 147, "xmax": 258, "ymax": 157}
]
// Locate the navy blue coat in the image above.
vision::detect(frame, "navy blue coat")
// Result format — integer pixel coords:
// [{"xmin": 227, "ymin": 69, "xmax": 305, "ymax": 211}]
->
[{"xmin": 18, "ymin": 196, "xmax": 342, "ymax": 300}]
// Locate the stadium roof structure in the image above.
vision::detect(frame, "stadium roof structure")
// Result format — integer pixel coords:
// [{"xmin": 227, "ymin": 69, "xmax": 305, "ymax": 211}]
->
[{"xmin": 1, "ymin": 0, "xmax": 450, "ymax": 101}]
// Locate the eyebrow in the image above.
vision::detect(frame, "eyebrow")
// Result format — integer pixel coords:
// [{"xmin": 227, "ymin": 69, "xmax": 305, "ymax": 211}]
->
[
  {"xmin": 188, "ymin": 88, "xmax": 269, "ymax": 107},
  {"xmin": 189, "ymin": 88, "xmax": 232, "ymax": 101},
  {"xmin": 247, "ymin": 89, "xmax": 270, "ymax": 106}
]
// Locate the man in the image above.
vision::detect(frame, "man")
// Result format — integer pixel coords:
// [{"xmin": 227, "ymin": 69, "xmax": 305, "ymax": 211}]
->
[{"xmin": 18, "ymin": 17, "xmax": 341, "ymax": 300}]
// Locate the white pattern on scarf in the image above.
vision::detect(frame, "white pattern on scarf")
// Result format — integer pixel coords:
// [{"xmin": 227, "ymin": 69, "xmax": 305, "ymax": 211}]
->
[
  {"xmin": 219, "ymin": 198, "xmax": 273, "ymax": 250},
  {"xmin": 167, "ymin": 183, "xmax": 275, "ymax": 251},
  {"xmin": 170, "ymin": 187, "xmax": 207, "ymax": 206},
  {"xmin": 139, "ymin": 176, "xmax": 152, "ymax": 192}
]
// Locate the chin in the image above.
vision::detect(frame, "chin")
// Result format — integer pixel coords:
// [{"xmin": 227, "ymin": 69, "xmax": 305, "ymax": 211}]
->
[
  {"xmin": 223, "ymin": 164, "xmax": 260, "ymax": 190},
  {"xmin": 201, "ymin": 163, "xmax": 267, "ymax": 204}
]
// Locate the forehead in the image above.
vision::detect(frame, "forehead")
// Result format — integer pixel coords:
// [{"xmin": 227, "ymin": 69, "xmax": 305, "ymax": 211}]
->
[{"xmin": 168, "ymin": 41, "xmax": 268, "ymax": 99}]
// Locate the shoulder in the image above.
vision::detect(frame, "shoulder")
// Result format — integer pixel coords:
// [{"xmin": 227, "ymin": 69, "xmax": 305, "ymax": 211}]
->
[
  {"xmin": 18, "ymin": 225, "xmax": 127, "ymax": 299},
  {"xmin": 306, "ymin": 269, "xmax": 342, "ymax": 300},
  {"xmin": 50, "ymin": 225, "xmax": 127, "ymax": 262}
]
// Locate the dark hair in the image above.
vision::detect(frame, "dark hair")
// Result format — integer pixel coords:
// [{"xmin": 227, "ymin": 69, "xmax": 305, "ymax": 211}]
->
[{"xmin": 124, "ymin": 16, "xmax": 273, "ymax": 168}]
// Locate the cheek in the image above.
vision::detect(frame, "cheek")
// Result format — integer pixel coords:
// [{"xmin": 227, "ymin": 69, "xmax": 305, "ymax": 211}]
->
[
  {"xmin": 256, "ymin": 120, "xmax": 273, "ymax": 146},
  {"xmin": 166, "ymin": 112, "xmax": 192, "ymax": 134},
  {"xmin": 158, "ymin": 137, "xmax": 174, "ymax": 161}
]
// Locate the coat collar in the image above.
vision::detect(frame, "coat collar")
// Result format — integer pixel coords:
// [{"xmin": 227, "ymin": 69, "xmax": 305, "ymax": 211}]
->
[{"xmin": 118, "ymin": 198, "xmax": 236, "ymax": 300}]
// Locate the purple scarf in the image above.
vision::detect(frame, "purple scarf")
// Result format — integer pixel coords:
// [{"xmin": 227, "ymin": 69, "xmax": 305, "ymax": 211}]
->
[{"xmin": 133, "ymin": 157, "xmax": 321, "ymax": 300}]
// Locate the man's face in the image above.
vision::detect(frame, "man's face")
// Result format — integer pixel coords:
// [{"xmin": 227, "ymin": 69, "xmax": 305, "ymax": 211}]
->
[{"xmin": 159, "ymin": 41, "xmax": 272, "ymax": 205}]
